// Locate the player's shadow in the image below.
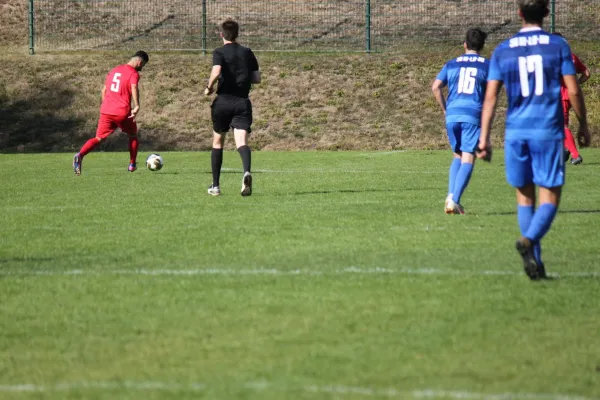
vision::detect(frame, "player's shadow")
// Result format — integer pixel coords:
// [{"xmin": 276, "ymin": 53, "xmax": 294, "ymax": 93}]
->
[
  {"xmin": 486, "ymin": 209, "xmax": 600, "ymax": 216},
  {"xmin": 274, "ymin": 187, "xmax": 433, "ymax": 196},
  {"xmin": 0, "ymin": 79, "xmax": 85, "ymax": 153},
  {"xmin": 541, "ymin": 276, "xmax": 559, "ymax": 281},
  {"xmin": 290, "ymin": 188, "xmax": 398, "ymax": 196},
  {"xmin": 203, "ymin": 170, "xmax": 259, "ymax": 174}
]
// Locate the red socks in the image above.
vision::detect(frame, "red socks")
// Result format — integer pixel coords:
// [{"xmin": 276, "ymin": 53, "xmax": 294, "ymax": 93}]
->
[
  {"xmin": 129, "ymin": 136, "xmax": 139, "ymax": 164},
  {"xmin": 79, "ymin": 138, "xmax": 100, "ymax": 157},
  {"xmin": 564, "ymin": 127, "xmax": 580, "ymax": 158}
]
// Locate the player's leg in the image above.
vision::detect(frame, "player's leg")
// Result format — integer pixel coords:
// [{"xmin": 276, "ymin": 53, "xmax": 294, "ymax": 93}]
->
[
  {"xmin": 118, "ymin": 117, "xmax": 139, "ymax": 172},
  {"xmin": 562, "ymin": 101, "xmax": 582, "ymax": 164},
  {"xmin": 505, "ymin": 139, "xmax": 543, "ymax": 279},
  {"xmin": 445, "ymin": 123, "xmax": 461, "ymax": 214},
  {"xmin": 128, "ymin": 135, "xmax": 139, "ymax": 172},
  {"xmin": 208, "ymin": 97, "xmax": 233, "ymax": 196},
  {"xmin": 74, "ymin": 114, "xmax": 117, "ymax": 175},
  {"xmin": 518, "ymin": 186, "xmax": 561, "ymax": 279},
  {"xmin": 565, "ymin": 128, "xmax": 582, "ymax": 164},
  {"xmin": 234, "ymin": 128, "xmax": 252, "ymax": 197},
  {"xmin": 233, "ymin": 128, "xmax": 250, "ymax": 172},
  {"xmin": 520, "ymin": 139, "xmax": 565, "ymax": 279},
  {"xmin": 452, "ymin": 123, "xmax": 480, "ymax": 213},
  {"xmin": 232, "ymin": 98, "xmax": 253, "ymax": 197},
  {"xmin": 209, "ymin": 131, "xmax": 226, "ymax": 196},
  {"xmin": 451, "ymin": 151, "xmax": 474, "ymax": 215},
  {"xmin": 515, "ymin": 184, "xmax": 543, "ymax": 279},
  {"xmin": 446, "ymin": 154, "xmax": 461, "ymax": 213}
]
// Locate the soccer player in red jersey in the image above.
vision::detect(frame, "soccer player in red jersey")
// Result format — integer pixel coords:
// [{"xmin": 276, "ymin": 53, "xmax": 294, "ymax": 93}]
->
[
  {"xmin": 73, "ymin": 51, "xmax": 149, "ymax": 175},
  {"xmin": 555, "ymin": 34, "xmax": 591, "ymax": 165}
]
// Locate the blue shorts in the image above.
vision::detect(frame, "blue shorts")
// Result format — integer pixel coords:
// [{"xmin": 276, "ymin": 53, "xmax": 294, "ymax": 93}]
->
[
  {"xmin": 505, "ymin": 139, "xmax": 565, "ymax": 188},
  {"xmin": 446, "ymin": 122, "xmax": 480, "ymax": 154}
]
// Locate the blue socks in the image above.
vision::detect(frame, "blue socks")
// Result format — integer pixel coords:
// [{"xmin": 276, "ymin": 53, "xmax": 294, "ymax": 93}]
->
[
  {"xmin": 525, "ymin": 203, "xmax": 558, "ymax": 243},
  {"xmin": 517, "ymin": 205, "xmax": 541, "ymax": 263},
  {"xmin": 448, "ymin": 158, "xmax": 461, "ymax": 197},
  {"xmin": 518, "ymin": 203, "xmax": 558, "ymax": 265},
  {"xmin": 517, "ymin": 205, "xmax": 534, "ymax": 236},
  {"xmin": 453, "ymin": 162, "xmax": 474, "ymax": 204}
]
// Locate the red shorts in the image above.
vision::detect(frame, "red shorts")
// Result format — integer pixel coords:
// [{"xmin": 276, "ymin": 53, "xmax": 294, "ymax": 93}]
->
[
  {"xmin": 562, "ymin": 100, "xmax": 571, "ymax": 126},
  {"xmin": 95, "ymin": 113, "xmax": 137, "ymax": 139}
]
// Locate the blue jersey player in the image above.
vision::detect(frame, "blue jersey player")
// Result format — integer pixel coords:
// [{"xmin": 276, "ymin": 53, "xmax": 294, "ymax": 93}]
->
[
  {"xmin": 478, "ymin": 0, "xmax": 591, "ymax": 280},
  {"xmin": 432, "ymin": 28, "xmax": 489, "ymax": 215}
]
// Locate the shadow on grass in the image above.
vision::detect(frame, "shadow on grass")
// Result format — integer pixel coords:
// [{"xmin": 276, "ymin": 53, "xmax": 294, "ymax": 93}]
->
[
  {"xmin": 276, "ymin": 188, "xmax": 405, "ymax": 196},
  {"xmin": 0, "ymin": 78, "xmax": 181, "ymax": 153},
  {"xmin": 486, "ymin": 209, "xmax": 600, "ymax": 216},
  {"xmin": 202, "ymin": 171, "xmax": 268, "ymax": 174},
  {"xmin": 0, "ymin": 79, "xmax": 84, "ymax": 153}
]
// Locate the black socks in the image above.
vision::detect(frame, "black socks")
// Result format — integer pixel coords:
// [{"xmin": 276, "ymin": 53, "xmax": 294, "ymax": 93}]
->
[
  {"xmin": 237, "ymin": 145, "xmax": 251, "ymax": 173},
  {"xmin": 211, "ymin": 148, "xmax": 223, "ymax": 186}
]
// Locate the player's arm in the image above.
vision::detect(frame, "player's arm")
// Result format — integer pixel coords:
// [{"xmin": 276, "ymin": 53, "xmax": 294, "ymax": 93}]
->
[
  {"xmin": 564, "ymin": 75, "xmax": 590, "ymax": 147},
  {"xmin": 205, "ymin": 65, "xmax": 221, "ymax": 95},
  {"xmin": 249, "ymin": 50, "xmax": 261, "ymax": 84},
  {"xmin": 101, "ymin": 85, "xmax": 107, "ymax": 102},
  {"xmin": 130, "ymin": 84, "xmax": 140, "ymax": 119},
  {"xmin": 431, "ymin": 79, "xmax": 446, "ymax": 115},
  {"xmin": 477, "ymin": 79, "xmax": 502, "ymax": 161},
  {"xmin": 579, "ymin": 67, "xmax": 591, "ymax": 85},
  {"xmin": 573, "ymin": 54, "xmax": 591, "ymax": 85},
  {"xmin": 205, "ymin": 50, "xmax": 223, "ymax": 95},
  {"xmin": 251, "ymin": 71, "xmax": 261, "ymax": 84}
]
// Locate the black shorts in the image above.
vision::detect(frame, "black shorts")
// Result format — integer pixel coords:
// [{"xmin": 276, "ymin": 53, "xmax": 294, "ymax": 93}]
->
[{"xmin": 211, "ymin": 95, "xmax": 253, "ymax": 134}]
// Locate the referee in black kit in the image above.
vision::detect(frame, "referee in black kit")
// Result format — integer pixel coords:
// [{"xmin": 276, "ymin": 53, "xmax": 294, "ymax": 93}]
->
[{"xmin": 205, "ymin": 19, "xmax": 261, "ymax": 197}]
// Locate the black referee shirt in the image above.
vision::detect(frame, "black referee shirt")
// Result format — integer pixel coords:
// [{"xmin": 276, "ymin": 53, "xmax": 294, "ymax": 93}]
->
[{"xmin": 212, "ymin": 43, "xmax": 259, "ymax": 99}]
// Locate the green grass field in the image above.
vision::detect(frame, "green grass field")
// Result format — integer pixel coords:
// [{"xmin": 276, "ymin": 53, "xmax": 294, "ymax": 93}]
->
[{"xmin": 1, "ymin": 150, "xmax": 600, "ymax": 400}]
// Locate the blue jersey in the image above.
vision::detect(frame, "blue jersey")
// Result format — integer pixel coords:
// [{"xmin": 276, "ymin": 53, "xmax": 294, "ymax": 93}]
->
[
  {"xmin": 488, "ymin": 28, "xmax": 576, "ymax": 141},
  {"xmin": 436, "ymin": 54, "xmax": 489, "ymax": 126}
]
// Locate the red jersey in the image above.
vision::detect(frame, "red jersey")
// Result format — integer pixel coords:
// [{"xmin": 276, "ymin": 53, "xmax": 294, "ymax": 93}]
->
[
  {"xmin": 100, "ymin": 64, "xmax": 140, "ymax": 116},
  {"xmin": 561, "ymin": 53, "xmax": 587, "ymax": 102}
]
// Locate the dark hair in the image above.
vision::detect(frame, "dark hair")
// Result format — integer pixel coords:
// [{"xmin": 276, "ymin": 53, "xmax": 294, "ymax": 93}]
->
[
  {"xmin": 221, "ymin": 20, "xmax": 239, "ymax": 41},
  {"xmin": 133, "ymin": 50, "xmax": 149, "ymax": 62},
  {"xmin": 465, "ymin": 28, "xmax": 487, "ymax": 52},
  {"xmin": 518, "ymin": 0, "xmax": 549, "ymax": 24}
]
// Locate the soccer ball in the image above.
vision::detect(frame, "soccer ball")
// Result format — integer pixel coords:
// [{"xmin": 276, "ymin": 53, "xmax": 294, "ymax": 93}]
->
[{"xmin": 146, "ymin": 153, "xmax": 164, "ymax": 171}]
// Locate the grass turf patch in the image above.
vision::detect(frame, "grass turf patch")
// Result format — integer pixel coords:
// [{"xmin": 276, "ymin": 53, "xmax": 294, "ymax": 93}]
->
[{"xmin": 0, "ymin": 151, "xmax": 599, "ymax": 399}]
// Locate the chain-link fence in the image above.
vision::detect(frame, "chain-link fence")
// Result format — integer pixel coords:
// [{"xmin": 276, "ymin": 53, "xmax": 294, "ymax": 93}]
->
[{"xmin": 30, "ymin": 0, "xmax": 600, "ymax": 53}]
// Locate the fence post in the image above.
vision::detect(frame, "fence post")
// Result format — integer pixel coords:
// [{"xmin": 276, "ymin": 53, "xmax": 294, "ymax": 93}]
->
[
  {"xmin": 550, "ymin": 0, "xmax": 556, "ymax": 33},
  {"xmin": 202, "ymin": 0, "xmax": 207, "ymax": 55},
  {"xmin": 28, "ymin": 0, "xmax": 35, "ymax": 55},
  {"xmin": 365, "ymin": 0, "xmax": 371, "ymax": 53}
]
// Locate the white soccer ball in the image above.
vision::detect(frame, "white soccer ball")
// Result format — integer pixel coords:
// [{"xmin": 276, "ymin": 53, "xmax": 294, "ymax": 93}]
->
[{"xmin": 146, "ymin": 153, "xmax": 164, "ymax": 171}]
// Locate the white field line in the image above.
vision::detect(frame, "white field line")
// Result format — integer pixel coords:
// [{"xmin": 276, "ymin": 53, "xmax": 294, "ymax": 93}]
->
[
  {"xmin": 1, "ymin": 267, "xmax": 599, "ymax": 278},
  {"xmin": 0, "ymin": 381, "xmax": 594, "ymax": 400}
]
